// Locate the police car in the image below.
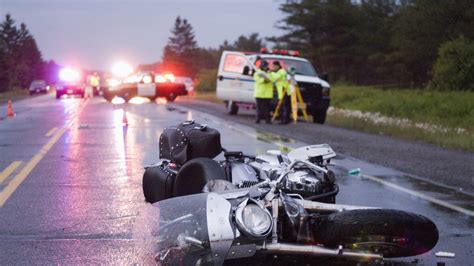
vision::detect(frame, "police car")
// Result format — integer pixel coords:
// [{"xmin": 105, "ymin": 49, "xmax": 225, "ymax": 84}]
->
[
  {"xmin": 103, "ymin": 72, "xmax": 187, "ymax": 102},
  {"xmin": 56, "ymin": 67, "xmax": 85, "ymax": 99},
  {"xmin": 216, "ymin": 48, "xmax": 331, "ymax": 124}
]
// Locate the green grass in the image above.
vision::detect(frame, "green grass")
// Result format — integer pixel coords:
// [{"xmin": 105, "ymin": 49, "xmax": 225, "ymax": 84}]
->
[
  {"xmin": 0, "ymin": 89, "xmax": 30, "ymax": 105},
  {"xmin": 330, "ymin": 85, "xmax": 474, "ymax": 131},
  {"xmin": 328, "ymin": 85, "xmax": 474, "ymax": 151}
]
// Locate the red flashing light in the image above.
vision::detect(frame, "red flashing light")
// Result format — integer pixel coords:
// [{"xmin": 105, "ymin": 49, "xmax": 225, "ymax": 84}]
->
[
  {"xmin": 261, "ymin": 48, "xmax": 299, "ymax": 57},
  {"xmin": 288, "ymin": 50, "xmax": 300, "ymax": 56}
]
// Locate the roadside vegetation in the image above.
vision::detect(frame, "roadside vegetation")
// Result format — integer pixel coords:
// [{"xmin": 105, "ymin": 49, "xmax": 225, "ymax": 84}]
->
[
  {"xmin": 0, "ymin": 14, "xmax": 61, "ymax": 95},
  {"xmin": 0, "ymin": 89, "xmax": 29, "ymax": 105},
  {"xmin": 328, "ymin": 85, "xmax": 474, "ymax": 151},
  {"xmin": 188, "ymin": 85, "xmax": 473, "ymax": 152}
]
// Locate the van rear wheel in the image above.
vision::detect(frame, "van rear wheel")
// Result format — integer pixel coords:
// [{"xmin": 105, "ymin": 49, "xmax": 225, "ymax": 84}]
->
[
  {"xmin": 227, "ymin": 101, "xmax": 238, "ymax": 115},
  {"xmin": 313, "ymin": 108, "xmax": 327, "ymax": 124}
]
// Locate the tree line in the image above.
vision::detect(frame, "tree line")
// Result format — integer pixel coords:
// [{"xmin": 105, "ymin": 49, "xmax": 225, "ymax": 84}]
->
[
  {"xmin": 0, "ymin": 14, "xmax": 61, "ymax": 92},
  {"xmin": 160, "ymin": 0, "xmax": 473, "ymax": 91},
  {"xmin": 272, "ymin": 0, "xmax": 474, "ymax": 90},
  {"xmin": 2, "ymin": 0, "xmax": 473, "ymax": 93}
]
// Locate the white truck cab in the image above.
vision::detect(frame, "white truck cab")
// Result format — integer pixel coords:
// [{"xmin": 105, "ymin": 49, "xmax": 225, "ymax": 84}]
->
[{"xmin": 216, "ymin": 49, "xmax": 331, "ymax": 123}]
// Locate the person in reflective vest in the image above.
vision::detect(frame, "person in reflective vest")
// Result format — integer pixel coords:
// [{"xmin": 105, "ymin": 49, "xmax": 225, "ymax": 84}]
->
[
  {"xmin": 270, "ymin": 61, "xmax": 291, "ymax": 124},
  {"xmin": 253, "ymin": 60, "xmax": 273, "ymax": 124}
]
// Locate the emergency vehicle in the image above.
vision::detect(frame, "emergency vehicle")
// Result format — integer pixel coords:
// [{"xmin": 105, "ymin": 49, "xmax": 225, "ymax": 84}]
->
[
  {"xmin": 56, "ymin": 67, "xmax": 86, "ymax": 99},
  {"xmin": 103, "ymin": 72, "xmax": 187, "ymax": 102},
  {"xmin": 216, "ymin": 48, "xmax": 331, "ymax": 124}
]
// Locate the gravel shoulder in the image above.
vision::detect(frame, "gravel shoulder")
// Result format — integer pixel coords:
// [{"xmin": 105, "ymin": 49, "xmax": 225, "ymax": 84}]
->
[{"xmin": 173, "ymin": 98, "xmax": 474, "ymax": 195}]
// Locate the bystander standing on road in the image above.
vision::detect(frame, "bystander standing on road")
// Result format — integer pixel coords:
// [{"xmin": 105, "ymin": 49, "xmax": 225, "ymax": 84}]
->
[
  {"xmin": 253, "ymin": 60, "xmax": 273, "ymax": 124},
  {"xmin": 270, "ymin": 61, "xmax": 291, "ymax": 124}
]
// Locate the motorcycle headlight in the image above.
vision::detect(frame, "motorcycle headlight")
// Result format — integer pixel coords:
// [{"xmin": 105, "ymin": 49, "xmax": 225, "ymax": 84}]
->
[{"xmin": 235, "ymin": 200, "xmax": 272, "ymax": 238}]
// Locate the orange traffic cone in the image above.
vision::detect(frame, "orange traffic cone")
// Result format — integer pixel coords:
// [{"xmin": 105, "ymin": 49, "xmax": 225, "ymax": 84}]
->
[
  {"xmin": 7, "ymin": 100, "xmax": 14, "ymax": 117},
  {"xmin": 122, "ymin": 110, "xmax": 128, "ymax": 127}
]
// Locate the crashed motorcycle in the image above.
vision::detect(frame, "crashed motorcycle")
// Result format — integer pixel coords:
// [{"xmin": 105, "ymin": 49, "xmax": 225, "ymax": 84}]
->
[
  {"xmin": 140, "ymin": 121, "xmax": 438, "ymax": 265},
  {"xmin": 142, "ymin": 158, "xmax": 438, "ymax": 265},
  {"xmin": 143, "ymin": 120, "xmax": 338, "ymax": 204}
]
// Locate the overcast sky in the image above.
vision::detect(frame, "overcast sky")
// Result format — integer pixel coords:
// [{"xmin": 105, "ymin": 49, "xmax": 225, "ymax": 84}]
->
[{"xmin": 0, "ymin": 0, "xmax": 284, "ymax": 71}]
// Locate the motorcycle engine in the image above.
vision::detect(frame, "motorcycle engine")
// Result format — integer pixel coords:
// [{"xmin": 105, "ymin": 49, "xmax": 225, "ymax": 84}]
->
[
  {"xmin": 282, "ymin": 169, "xmax": 324, "ymax": 197},
  {"xmin": 249, "ymin": 154, "xmax": 328, "ymax": 197}
]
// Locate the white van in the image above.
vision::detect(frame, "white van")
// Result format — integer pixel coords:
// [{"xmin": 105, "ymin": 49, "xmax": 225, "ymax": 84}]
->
[{"xmin": 216, "ymin": 49, "xmax": 331, "ymax": 124}]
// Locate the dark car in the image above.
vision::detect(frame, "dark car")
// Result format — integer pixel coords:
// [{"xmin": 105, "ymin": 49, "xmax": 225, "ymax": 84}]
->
[
  {"xmin": 103, "ymin": 72, "xmax": 187, "ymax": 102},
  {"xmin": 29, "ymin": 80, "xmax": 49, "ymax": 95},
  {"xmin": 56, "ymin": 67, "xmax": 86, "ymax": 99},
  {"xmin": 55, "ymin": 82, "xmax": 85, "ymax": 99}
]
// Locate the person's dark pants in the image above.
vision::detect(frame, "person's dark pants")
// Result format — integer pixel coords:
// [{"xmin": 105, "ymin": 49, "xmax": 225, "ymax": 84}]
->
[
  {"xmin": 255, "ymin": 98, "xmax": 271, "ymax": 123},
  {"xmin": 280, "ymin": 94, "xmax": 291, "ymax": 123}
]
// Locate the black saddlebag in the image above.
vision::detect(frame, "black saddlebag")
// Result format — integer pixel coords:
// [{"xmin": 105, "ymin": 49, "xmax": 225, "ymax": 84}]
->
[
  {"xmin": 142, "ymin": 163, "xmax": 177, "ymax": 203},
  {"xmin": 159, "ymin": 121, "xmax": 222, "ymax": 165}
]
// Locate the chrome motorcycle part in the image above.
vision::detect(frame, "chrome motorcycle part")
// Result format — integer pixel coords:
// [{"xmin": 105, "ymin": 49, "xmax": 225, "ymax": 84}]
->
[
  {"xmin": 235, "ymin": 199, "xmax": 273, "ymax": 238},
  {"xmin": 256, "ymin": 154, "xmax": 282, "ymax": 166},
  {"xmin": 230, "ymin": 162, "xmax": 259, "ymax": 186},
  {"xmin": 284, "ymin": 169, "xmax": 322, "ymax": 195},
  {"xmin": 258, "ymin": 243, "xmax": 383, "ymax": 260},
  {"xmin": 287, "ymin": 144, "xmax": 336, "ymax": 162},
  {"xmin": 206, "ymin": 193, "xmax": 235, "ymax": 265}
]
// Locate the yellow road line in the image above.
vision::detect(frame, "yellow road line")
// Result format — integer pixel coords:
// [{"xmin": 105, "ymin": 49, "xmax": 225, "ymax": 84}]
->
[
  {"xmin": 0, "ymin": 161, "xmax": 22, "ymax": 184},
  {"xmin": 0, "ymin": 127, "xmax": 66, "ymax": 207},
  {"xmin": 361, "ymin": 174, "xmax": 474, "ymax": 217},
  {"xmin": 45, "ymin": 127, "xmax": 58, "ymax": 137},
  {"xmin": 0, "ymin": 99, "xmax": 89, "ymax": 207}
]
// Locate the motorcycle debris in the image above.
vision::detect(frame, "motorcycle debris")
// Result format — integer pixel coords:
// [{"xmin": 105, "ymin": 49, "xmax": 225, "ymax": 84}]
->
[
  {"xmin": 348, "ymin": 168, "xmax": 361, "ymax": 176},
  {"xmin": 435, "ymin": 251, "xmax": 455, "ymax": 258}
]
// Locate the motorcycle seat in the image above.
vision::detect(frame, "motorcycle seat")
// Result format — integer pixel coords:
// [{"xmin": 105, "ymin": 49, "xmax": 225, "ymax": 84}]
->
[{"xmin": 173, "ymin": 157, "xmax": 228, "ymax": 197}]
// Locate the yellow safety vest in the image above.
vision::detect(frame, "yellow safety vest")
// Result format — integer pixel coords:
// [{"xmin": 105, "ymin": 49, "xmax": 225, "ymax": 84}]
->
[
  {"xmin": 253, "ymin": 69, "xmax": 274, "ymax": 99},
  {"xmin": 270, "ymin": 68, "xmax": 289, "ymax": 99}
]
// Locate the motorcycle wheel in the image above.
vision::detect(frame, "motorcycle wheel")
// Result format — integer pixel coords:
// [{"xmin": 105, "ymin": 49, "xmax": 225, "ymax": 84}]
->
[{"xmin": 315, "ymin": 209, "xmax": 438, "ymax": 258}]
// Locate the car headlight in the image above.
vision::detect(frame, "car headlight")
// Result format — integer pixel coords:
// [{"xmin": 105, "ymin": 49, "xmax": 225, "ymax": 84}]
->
[
  {"xmin": 235, "ymin": 199, "xmax": 272, "ymax": 238},
  {"xmin": 107, "ymin": 79, "xmax": 121, "ymax": 89},
  {"xmin": 322, "ymin": 87, "xmax": 330, "ymax": 96},
  {"xmin": 155, "ymin": 75, "xmax": 166, "ymax": 83}
]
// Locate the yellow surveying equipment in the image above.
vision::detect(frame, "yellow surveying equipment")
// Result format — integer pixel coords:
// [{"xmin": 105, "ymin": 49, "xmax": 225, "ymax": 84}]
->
[{"xmin": 272, "ymin": 69, "xmax": 308, "ymax": 123}]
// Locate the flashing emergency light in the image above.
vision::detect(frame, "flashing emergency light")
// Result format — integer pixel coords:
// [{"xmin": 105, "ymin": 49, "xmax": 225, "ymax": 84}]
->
[
  {"xmin": 107, "ymin": 78, "xmax": 121, "ymax": 87},
  {"xmin": 163, "ymin": 73, "xmax": 176, "ymax": 83},
  {"xmin": 59, "ymin": 67, "xmax": 81, "ymax": 82},
  {"xmin": 155, "ymin": 73, "xmax": 175, "ymax": 83},
  {"xmin": 112, "ymin": 62, "xmax": 133, "ymax": 78},
  {"xmin": 142, "ymin": 75, "xmax": 153, "ymax": 84},
  {"xmin": 260, "ymin": 48, "xmax": 300, "ymax": 57}
]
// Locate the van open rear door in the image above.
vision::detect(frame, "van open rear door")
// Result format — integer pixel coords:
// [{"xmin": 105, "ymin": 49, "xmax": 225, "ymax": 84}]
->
[{"xmin": 216, "ymin": 51, "xmax": 256, "ymax": 106}]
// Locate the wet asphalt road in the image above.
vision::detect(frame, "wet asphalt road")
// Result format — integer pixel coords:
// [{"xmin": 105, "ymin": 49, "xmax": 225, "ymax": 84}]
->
[{"xmin": 0, "ymin": 94, "xmax": 472, "ymax": 265}]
